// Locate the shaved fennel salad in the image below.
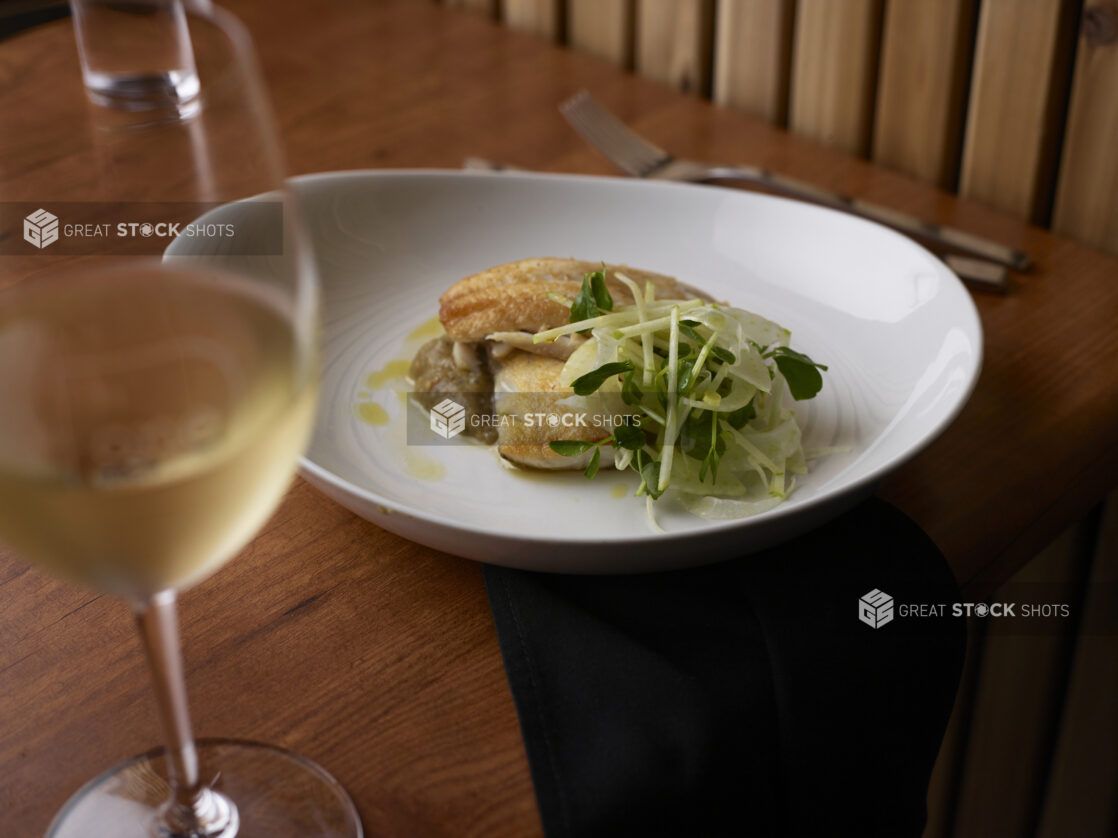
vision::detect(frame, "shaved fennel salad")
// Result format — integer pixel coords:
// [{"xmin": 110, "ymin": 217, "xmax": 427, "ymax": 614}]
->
[{"xmin": 535, "ymin": 266, "xmax": 828, "ymax": 525}]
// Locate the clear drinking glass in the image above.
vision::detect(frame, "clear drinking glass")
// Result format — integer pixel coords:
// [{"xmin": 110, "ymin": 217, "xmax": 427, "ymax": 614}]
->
[
  {"xmin": 71, "ymin": 0, "xmax": 201, "ymax": 111},
  {"xmin": 0, "ymin": 4, "xmax": 361, "ymax": 836}
]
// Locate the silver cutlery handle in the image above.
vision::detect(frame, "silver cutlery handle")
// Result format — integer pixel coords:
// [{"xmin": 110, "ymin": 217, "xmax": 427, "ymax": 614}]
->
[
  {"xmin": 696, "ymin": 164, "xmax": 1030, "ymax": 272},
  {"xmin": 463, "ymin": 157, "xmax": 1007, "ymax": 291}
]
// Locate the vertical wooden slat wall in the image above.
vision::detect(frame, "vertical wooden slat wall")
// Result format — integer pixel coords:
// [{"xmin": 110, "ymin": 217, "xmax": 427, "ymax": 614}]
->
[
  {"xmin": 1034, "ymin": 496, "xmax": 1118, "ymax": 838},
  {"xmin": 872, "ymin": 0, "xmax": 976, "ymax": 189},
  {"xmin": 467, "ymin": 0, "xmax": 1118, "ymax": 259},
  {"xmin": 502, "ymin": 0, "xmax": 564, "ymax": 41},
  {"xmin": 634, "ymin": 0, "xmax": 714, "ymax": 95},
  {"xmin": 1052, "ymin": 1, "xmax": 1118, "ymax": 253},
  {"xmin": 922, "ymin": 617, "xmax": 986, "ymax": 838},
  {"xmin": 949, "ymin": 524, "xmax": 1095, "ymax": 838},
  {"xmin": 958, "ymin": 0, "xmax": 1078, "ymax": 223},
  {"xmin": 711, "ymin": 0, "xmax": 795, "ymax": 124},
  {"xmin": 788, "ymin": 0, "xmax": 884, "ymax": 156},
  {"xmin": 567, "ymin": 0, "xmax": 635, "ymax": 67}
]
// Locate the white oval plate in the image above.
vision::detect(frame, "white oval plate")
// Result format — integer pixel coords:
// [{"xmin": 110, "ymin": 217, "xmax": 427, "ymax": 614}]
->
[{"xmin": 298, "ymin": 171, "xmax": 981, "ymax": 572}]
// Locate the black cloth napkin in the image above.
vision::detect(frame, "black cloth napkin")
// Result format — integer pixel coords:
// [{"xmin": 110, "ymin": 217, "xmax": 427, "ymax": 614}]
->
[{"xmin": 484, "ymin": 498, "xmax": 966, "ymax": 838}]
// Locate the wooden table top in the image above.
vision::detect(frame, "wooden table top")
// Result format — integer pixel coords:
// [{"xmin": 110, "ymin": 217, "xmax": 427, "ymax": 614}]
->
[{"xmin": 1, "ymin": 1, "xmax": 1116, "ymax": 835}]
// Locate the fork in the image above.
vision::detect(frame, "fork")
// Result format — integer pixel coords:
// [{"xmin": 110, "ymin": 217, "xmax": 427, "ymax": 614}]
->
[{"xmin": 560, "ymin": 90, "xmax": 1029, "ymax": 276}]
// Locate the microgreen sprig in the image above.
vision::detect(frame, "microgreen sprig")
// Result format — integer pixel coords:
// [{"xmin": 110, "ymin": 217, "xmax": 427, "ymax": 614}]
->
[
  {"xmin": 549, "ymin": 421, "xmax": 647, "ymax": 479},
  {"xmin": 569, "ymin": 266, "xmax": 613, "ymax": 331},
  {"xmin": 539, "ymin": 267, "xmax": 828, "ymax": 519},
  {"xmin": 765, "ymin": 346, "xmax": 828, "ymax": 400},
  {"xmin": 569, "ymin": 360, "xmax": 634, "ymax": 396}
]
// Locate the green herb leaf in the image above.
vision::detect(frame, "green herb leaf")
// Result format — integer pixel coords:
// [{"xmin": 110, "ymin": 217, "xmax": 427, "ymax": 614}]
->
[
  {"xmin": 771, "ymin": 346, "xmax": 828, "ymax": 400},
  {"xmin": 569, "ymin": 275, "xmax": 598, "ymax": 326},
  {"xmin": 677, "ymin": 358, "xmax": 696, "ymax": 393},
  {"xmin": 584, "ymin": 446, "xmax": 601, "ymax": 478},
  {"xmin": 571, "ymin": 360, "xmax": 635, "ymax": 396},
  {"xmin": 703, "ymin": 413, "xmax": 726, "ymax": 482},
  {"xmin": 680, "ymin": 410, "xmax": 711, "ymax": 459},
  {"xmin": 726, "ymin": 401, "xmax": 756, "ymax": 428},
  {"xmin": 770, "ymin": 346, "xmax": 824, "ymax": 367},
  {"xmin": 682, "ymin": 410, "xmax": 726, "ymax": 481},
  {"xmin": 612, "ymin": 423, "xmax": 646, "ymax": 451},
  {"xmin": 679, "ymin": 321, "xmax": 704, "ymax": 344},
  {"xmin": 640, "ymin": 458, "xmax": 665, "ymax": 500},
  {"xmin": 589, "ymin": 268, "xmax": 613, "ymax": 311},
  {"xmin": 711, "ymin": 346, "xmax": 736, "ymax": 365},
  {"xmin": 621, "ymin": 369, "xmax": 643, "ymax": 405},
  {"xmin": 549, "ymin": 440, "xmax": 598, "ymax": 456},
  {"xmin": 654, "ymin": 369, "xmax": 668, "ymax": 408},
  {"xmin": 569, "ymin": 268, "xmax": 614, "ymax": 330},
  {"xmin": 654, "ymin": 342, "xmax": 693, "ymax": 359}
]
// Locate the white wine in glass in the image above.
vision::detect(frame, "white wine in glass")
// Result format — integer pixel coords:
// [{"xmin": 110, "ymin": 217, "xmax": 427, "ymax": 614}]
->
[
  {"xmin": 0, "ymin": 4, "xmax": 361, "ymax": 837},
  {"xmin": 0, "ymin": 266, "xmax": 315, "ymax": 599}
]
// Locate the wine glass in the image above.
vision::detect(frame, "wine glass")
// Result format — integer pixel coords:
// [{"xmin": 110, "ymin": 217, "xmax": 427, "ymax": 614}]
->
[{"xmin": 0, "ymin": 4, "xmax": 361, "ymax": 836}]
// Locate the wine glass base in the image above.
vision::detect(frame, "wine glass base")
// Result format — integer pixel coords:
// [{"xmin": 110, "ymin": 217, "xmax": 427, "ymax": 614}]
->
[{"xmin": 47, "ymin": 738, "xmax": 363, "ymax": 838}]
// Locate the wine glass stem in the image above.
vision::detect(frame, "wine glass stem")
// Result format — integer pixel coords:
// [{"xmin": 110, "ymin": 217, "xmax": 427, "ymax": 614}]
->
[{"xmin": 135, "ymin": 589, "xmax": 237, "ymax": 836}]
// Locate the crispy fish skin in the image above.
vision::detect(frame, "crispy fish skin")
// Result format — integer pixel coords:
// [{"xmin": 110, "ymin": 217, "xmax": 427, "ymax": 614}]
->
[
  {"xmin": 439, "ymin": 258, "xmax": 703, "ymax": 342},
  {"xmin": 425, "ymin": 258, "xmax": 705, "ymax": 470},
  {"xmin": 491, "ymin": 349, "xmax": 610, "ymax": 469}
]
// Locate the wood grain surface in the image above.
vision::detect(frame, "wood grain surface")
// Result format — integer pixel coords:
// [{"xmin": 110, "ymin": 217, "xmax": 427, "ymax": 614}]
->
[
  {"xmin": 951, "ymin": 523, "xmax": 1095, "ymax": 838},
  {"xmin": 1053, "ymin": 0, "xmax": 1118, "ymax": 252},
  {"xmin": 567, "ymin": 0, "xmax": 634, "ymax": 66},
  {"xmin": 958, "ymin": 0, "xmax": 1078, "ymax": 223},
  {"xmin": 502, "ymin": 0, "xmax": 564, "ymax": 41},
  {"xmin": 872, "ymin": 0, "xmax": 976, "ymax": 188},
  {"xmin": 0, "ymin": 2, "xmax": 1117, "ymax": 836},
  {"xmin": 1034, "ymin": 498, "xmax": 1118, "ymax": 837},
  {"xmin": 712, "ymin": 0, "xmax": 794, "ymax": 124},
  {"xmin": 789, "ymin": 0, "xmax": 884, "ymax": 155},
  {"xmin": 635, "ymin": 0, "xmax": 713, "ymax": 94}
]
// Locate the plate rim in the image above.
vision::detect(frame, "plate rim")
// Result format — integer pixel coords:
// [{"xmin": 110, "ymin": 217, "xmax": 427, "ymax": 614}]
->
[{"xmin": 293, "ymin": 167, "xmax": 984, "ymax": 546}]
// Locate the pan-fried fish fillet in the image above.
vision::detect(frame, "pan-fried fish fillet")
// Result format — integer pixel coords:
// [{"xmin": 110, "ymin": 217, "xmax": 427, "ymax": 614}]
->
[
  {"xmin": 490, "ymin": 350, "xmax": 609, "ymax": 469},
  {"xmin": 439, "ymin": 258, "xmax": 706, "ymax": 341},
  {"xmin": 412, "ymin": 258, "xmax": 707, "ymax": 470}
]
